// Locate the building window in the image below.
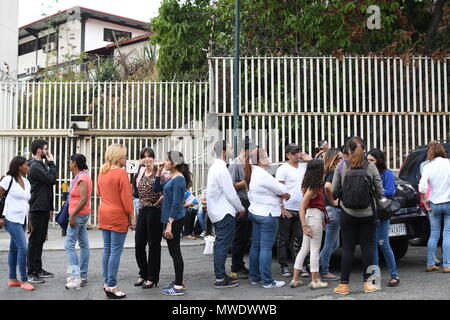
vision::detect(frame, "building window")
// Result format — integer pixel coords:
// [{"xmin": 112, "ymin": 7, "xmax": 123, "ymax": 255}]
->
[
  {"xmin": 19, "ymin": 40, "xmax": 38, "ymax": 56},
  {"xmin": 104, "ymin": 28, "xmax": 132, "ymax": 42},
  {"xmin": 38, "ymin": 33, "xmax": 57, "ymax": 50}
]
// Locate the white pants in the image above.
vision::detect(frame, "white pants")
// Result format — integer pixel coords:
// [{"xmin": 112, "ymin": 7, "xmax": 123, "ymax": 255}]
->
[{"xmin": 294, "ymin": 208, "xmax": 324, "ymax": 273}]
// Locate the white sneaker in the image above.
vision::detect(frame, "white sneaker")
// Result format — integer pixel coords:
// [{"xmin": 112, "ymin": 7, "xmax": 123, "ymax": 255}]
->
[
  {"xmin": 308, "ymin": 280, "xmax": 329, "ymax": 290},
  {"xmin": 262, "ymin": 281, "xmax": 286, "ymax": 288},
  {"xmin": 65, "ymin": 277, "xmax": 82, "ymax": 289}
]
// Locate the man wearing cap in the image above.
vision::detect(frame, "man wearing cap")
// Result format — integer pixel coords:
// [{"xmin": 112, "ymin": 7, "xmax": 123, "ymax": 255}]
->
[
  {"xmin": 228, "ymin": 137, "xmax": 257, "ymax": 280},
  {"xmin": 276, "ymin": 143, "xmax": 312, "ymax": 278}
]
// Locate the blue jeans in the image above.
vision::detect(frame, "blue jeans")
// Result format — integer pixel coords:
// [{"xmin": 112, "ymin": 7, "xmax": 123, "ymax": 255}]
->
[
  {"xmin": 249, "ymin": 213, "xmax": 278, "ymax": 286},
  {"xmin": 428, "ymin": 202, "xmax": 450, "ymax": 268},
  {"xmin": 101, "ymin": 229, "xmax": 127, "ymax": 287},
  {"xmin": 5, "ymin": 220, "xmax": 28, "ymax": 282},
  {"xmin": 373, "ymin": 218, "xmax": 398, "ymax": 278},
  {"xmin": 319, "ymin": 206, "xmax": 341, "ymax": 275},
  {"xmin": 213, "ymin": 214, "xmax": 236, "ymax": 280},
  {"xmin": 64, "ymin": 215, "xmax": 90, "ymax": 279},
  {"xmin": 133, "ymin": 198, "xmax": 140, "ymax": 215},
  {"xmin": 197, "ymin": 209, "xmax": 206, "ymax": 233}
]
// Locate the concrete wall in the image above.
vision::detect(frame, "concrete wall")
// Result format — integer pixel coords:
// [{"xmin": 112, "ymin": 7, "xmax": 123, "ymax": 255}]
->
[
  {"xmin": 84, "ymin": 18, "xmax": 148, "ymax": 52},
  {"xmin": 0, "ymin": 0, "xmax": 19, "ymax": 80}
]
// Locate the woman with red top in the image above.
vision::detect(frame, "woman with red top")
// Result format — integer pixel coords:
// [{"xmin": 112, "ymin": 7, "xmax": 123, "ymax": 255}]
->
[
  {"xmin": 290, "ymin": 159, "xmax": 329, "ymax": 290},
  {"xmin": 97, "ymin": 144, "xmax": 136, "ymax": 299},
  {"xmin": 64, "ymin": 154, "xmax": 93, "ymax": 290}
]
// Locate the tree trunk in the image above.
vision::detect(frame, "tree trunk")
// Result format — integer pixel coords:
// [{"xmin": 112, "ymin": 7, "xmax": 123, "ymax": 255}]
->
[{"xmin": 423, "ymin": 0, "xmax": 446, "ymax": 55}]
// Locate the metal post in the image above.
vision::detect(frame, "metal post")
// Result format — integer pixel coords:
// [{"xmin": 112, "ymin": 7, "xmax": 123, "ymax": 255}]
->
[{"xmin": 233, "ymin": 0, "xmax": 240, "ymax": 157}]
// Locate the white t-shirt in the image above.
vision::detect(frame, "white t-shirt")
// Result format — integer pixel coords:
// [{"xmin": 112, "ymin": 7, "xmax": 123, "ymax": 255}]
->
[
  {"xmin": 0, "ymin": 175, "xmax": 31, "ymax": 225},
  {"xmin": 275, "ymin": 162, "xmax": 307, "ymax": 211}
]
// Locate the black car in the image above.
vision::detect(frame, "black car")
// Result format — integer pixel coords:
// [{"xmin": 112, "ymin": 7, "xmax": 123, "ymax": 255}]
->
[
  {"xmin": 398, "ymin": 142, "xmax": 450, "ymax": 246},
  {"xmin": 266, "ymin": 158, "xmax": 429, "ymax": 261}
]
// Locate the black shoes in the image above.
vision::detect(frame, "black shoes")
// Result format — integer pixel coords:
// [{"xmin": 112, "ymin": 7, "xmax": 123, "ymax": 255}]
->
[
  {"xmin": 214, "ymin": 275, "xmax": 239, "ymax": 289},
  {"xmin": 28, "ymin": 274, "xmax": 45, "ymax": 284},
  {"xmin": 37, "ymin": 269, "xmax": 54, "ymax": 278}
]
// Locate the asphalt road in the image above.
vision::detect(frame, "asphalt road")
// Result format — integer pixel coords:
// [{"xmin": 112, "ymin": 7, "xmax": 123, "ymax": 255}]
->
[{"xmin": 0, "ymin": 244, "xmax": 449, "ymax": 301}]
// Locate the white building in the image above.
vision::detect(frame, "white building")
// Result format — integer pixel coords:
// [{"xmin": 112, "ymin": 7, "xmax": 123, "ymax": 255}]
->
[
  {"xmin": 0, "ymin": 0, "xmax": 19, "ymax": 81},
  {"xmin": 18, "ymin": 6, "xmax": 149, "ymax": 80}
]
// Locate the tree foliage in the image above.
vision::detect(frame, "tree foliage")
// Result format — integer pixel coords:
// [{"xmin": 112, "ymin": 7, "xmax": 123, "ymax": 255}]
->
[{"xmin": 150, "ymin": 0, "xmax": 449, "ymax": 80}]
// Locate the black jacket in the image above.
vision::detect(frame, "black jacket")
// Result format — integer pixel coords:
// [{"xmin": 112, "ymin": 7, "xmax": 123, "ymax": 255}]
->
[{"xmin": 28, "ymin": 158, "xmax": 57, "ymax": 213}]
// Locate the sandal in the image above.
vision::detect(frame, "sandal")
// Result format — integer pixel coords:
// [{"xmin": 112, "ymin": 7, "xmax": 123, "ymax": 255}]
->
[
  {"xmin": 105, "ymin": 286, "xmax": 126, "ymax": 299},
  {"xmin": 134, "ymin": 278, "xmax": 145, "ymax": 287},
  {"xmin": 388, "ymin": 277, "xmax": 400, "ymax": 287}
]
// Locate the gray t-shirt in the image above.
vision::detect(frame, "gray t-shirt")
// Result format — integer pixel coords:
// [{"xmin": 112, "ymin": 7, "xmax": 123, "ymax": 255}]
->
[{"xmin": 228, "ymin": 157, "xmax": 249, "ymax": 207}]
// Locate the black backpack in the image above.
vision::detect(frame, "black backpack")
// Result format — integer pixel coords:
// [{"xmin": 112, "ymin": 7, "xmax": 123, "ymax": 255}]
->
[{"xmin": 341, "ymin": 161, "xmax": 373, "ymax": 209}]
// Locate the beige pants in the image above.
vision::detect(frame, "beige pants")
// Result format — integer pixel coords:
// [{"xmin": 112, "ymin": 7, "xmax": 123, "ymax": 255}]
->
[{"xmin": 294, "ymin": 208, "xmax": 324, "ymax": 273}]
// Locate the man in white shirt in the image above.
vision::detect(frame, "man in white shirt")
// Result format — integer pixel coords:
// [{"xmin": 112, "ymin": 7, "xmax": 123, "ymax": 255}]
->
[
  {"xmin": 207, "ymin": 140, "xmax": 245, "ymax": 289},
  {"xmin": 276, "ymin": 143, "xmax": 312, "ymax": 278}
]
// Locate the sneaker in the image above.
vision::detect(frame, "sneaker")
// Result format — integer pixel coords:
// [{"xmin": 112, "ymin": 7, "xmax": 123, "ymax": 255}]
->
[
  {"xmin": 250, "ymin": 280, "xmax": 262, "ymax": 285},
  {"xmin": 28, "ymin": 274, "xmax": 45, "ymax": 284},
  {"xmin": 81, "ymin": 278, "xmax": 88, "ymax": 287},
  {"xmin": 162, "ymin": 287, "xmax": 185, "ymax": 296},
  {"xmin": 65, "ymin": 277, "xmax": 82, "ymax": 289},
  {"xmin": 320, "ymin": 274, "xmax": 340, "ymax": 281},
  {"xmin": 214, "ymin": 277, "xmax": 239, "ymax": 289},
  {"xmin": 301, "ymin": 269, "xmax": 310, "ymax": 278},
  {"xmin": 443, "ymin": 267, "xmax": 450, "ymax": 273},
  {"xmin": 425, "ymin": 265, "xmax": 440, "ymax": 272},
  {"xmin": 37, "ymin": 269, "xmax": 54, "ymax": 278},
  {"xmin": 230, "ymin": 268, "xmax": 249, "ymax": 280},
  {"xmin": 364, "ymin": 281, "xmax": 380, "ymax": 293},
  {"xmin": 20, "ymin": 282, "xmax": 34, "ymax": 291},
  {"xmin": 281, "ymin": 267, "xmax": 292, "ymax": 277},
  {"xmin": 7, "ymin": 280, "xmax": 21, "ymax": 287},
  {"xmin": 163, "ymin": 281, "xmax": 186, "ymax": 290},
  {"xmin": 289, "ymin": 279, "xmax": 303, "ymax": 288},
  {"xmin": 183, "ymin": 235, "xmax": 197, "ymax": 240},
  {"xmin": 262, "ymin": 280, "xmax": 286, "ymax": 289},
  {"xmin": 199, "ymin": 231, "xmax": 206, "ymax": 238},
  {"xmin": 334, "ymin": 283, "xmax": 350, "ymax": 295},
  {"xmin": 308, "ymin": 280, "xmax": 329, "ymax": 290}
]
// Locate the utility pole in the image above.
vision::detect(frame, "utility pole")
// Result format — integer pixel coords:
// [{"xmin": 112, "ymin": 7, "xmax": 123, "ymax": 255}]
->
[{"xmin": 233, "ymin": 0, "xmax": 240, "ymax": 157}]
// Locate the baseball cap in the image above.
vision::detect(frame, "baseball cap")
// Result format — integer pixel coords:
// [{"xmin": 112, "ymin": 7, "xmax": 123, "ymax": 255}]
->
[{"xmin": 285, "ymin": 143, "xmax": 301, "ymax": 154}]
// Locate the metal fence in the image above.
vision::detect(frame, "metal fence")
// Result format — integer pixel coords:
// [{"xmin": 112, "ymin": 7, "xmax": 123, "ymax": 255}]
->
[
  {"xmin": 210, "ymin": 56, "xmax": 449, "ymax": 169},
  {"xmin": 0, "ymin": 56, "xmax": 449, "ymax": 227},
  {"xmin": 0, "ymin": 81, "xmax": 209, "ymax": 227}
]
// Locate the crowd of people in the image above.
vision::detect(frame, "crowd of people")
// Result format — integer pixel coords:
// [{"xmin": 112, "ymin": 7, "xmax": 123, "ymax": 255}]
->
[{"xmin": 0, "ymin": 137, "xmax": 449, "ymax": 298}]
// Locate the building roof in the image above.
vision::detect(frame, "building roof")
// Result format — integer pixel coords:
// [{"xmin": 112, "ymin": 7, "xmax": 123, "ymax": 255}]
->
[
  {"xmin": 19, "ymin": 6, "xmax": 149, "ymax": 39},
  {"xmin": 86, "ymin": 32, "xmax": 153, "ymax": 56}
]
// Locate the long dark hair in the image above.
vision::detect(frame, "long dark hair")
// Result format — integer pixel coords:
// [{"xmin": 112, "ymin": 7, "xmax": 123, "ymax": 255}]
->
[
  {"xmin": 367, "ymin": 148, "xmax": 387, "ymax": 173},
  {"xmin": 323, "ymin": 148, "xmax": 341, "ymax": 175},
  {"xmin": 426, "ymin": 141, "xmax": 447, "ymax": 161},
  {"xmin": 7, "ymin": 156, "xmax": 27, "ymax": 181},
  {"xmin": 167, "ymin": 151, "xmax": 193, "ymax": 189},
  {"xmin": 70, "ymin": 154, "xmax": 88, "ymax": 170},
  {"xmin": 347, "ymin": 136, "xmax": 366, "ymax": 168},
  {"xmin": 301, "ymin": 159, "xmax": 325, "ymax": 193}
]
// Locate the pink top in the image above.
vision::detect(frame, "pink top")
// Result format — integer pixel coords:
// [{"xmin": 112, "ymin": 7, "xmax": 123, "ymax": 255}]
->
[{"xmin": 68, "ymin": 172, "xmax": 93, "ymax": 216}]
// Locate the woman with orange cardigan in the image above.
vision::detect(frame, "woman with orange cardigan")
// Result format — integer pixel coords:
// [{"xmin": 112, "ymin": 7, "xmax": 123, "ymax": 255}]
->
[{"xmin": 97, "ymin": 144, "xmax": 136, "ymax": 299}]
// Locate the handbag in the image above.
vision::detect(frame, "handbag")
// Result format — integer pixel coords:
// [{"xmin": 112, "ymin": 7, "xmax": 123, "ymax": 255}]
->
[
  {"xmin": 56, "ymin": 172, "xmax": 87, "ymax": 230},
  {"xmin": 0, "ymin": 177, "xmax": 14, "ymax": 220},
  {"xmin": 375, "ymin": 196, "xmax": 401, "ymax": 220}
]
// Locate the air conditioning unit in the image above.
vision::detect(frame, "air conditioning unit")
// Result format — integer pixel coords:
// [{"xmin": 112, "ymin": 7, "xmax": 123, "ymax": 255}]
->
[
  {"xmin": 25, "ymin": 66, "xmax": 40, "ymax": 75},
  {"xmin": 43, "ymin": 42, "xmax": 56, "ymax": 53}
]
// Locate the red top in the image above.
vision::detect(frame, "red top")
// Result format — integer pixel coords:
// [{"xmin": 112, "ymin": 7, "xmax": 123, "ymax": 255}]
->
[
  {"xmin": 97, "ymin": 168, "xmax": 134, "ymax": 233},
  {"xmin": 307, "ymin": 188, "xmax": 326, "ymax": 212},
  {"xmin": 68, "ymin": 172, "xmax": 93, "ymax": 216}
]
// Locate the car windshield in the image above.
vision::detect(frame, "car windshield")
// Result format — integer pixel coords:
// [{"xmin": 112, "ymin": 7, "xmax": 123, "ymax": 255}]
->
[{"xmin": 398, "ymin": 151, "xmax": 426, "ymax": 184}]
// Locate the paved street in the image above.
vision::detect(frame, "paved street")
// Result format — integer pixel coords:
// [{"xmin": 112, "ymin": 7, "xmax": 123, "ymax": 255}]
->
[{"xmin": 0, "ymin": 227, "xmax": 449, "ymax": 300}]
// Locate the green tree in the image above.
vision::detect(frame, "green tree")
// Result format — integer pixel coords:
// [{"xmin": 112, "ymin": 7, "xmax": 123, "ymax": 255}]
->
[{"xmin": 150, "ymin": 0, "xmax": 212, "ymax": 81}]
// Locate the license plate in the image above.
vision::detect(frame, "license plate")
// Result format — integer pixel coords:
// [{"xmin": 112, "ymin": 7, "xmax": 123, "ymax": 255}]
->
[{"xmin": 389, "ymin": 223, "xmax": 407, "ymax": 237}]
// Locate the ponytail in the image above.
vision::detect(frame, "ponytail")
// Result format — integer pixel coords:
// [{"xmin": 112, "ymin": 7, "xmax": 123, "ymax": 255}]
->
[
  {"xmin": 243, "ymin": 152, "xmax": 252, "ymax": 187},
  {"xmin": 347, "ymin": 136, "xmax": 366, "ymax": 168}
]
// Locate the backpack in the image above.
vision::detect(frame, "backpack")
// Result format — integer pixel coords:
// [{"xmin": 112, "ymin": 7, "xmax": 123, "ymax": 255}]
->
[{"xmin": 340, "ymin": 161, "xmax": 373, "ymax": 209}]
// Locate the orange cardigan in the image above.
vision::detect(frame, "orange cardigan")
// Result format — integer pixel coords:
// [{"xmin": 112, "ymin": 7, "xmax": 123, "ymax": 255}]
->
[{"xmin": 97, "ymin": 168, "xmax": 134, "ymax": 233}]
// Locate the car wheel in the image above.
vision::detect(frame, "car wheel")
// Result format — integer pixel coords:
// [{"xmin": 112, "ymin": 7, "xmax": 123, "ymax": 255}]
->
[
  {"xmin": 390, "ymin": 238, "xmax": 409, "ymax": 260},
  {"xmin": 409, "ymin": 237, "xmax": 427, "ymax": 246},
  {"xmin": 290, "ymin": 233, "xmax": 302, "ymax": 260}
]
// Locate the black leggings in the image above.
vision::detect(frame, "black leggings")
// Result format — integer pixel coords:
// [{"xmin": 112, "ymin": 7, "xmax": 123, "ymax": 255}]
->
[
  {"xmin": 135, "ymin": 207, "xmax": 162, "ymax": 283},
  {"xmin": 166, "ymin": 218, "xmax": 184, "ymax": 286},
  {"xmin": 339, "ymin": 210, "xmax": 376, "ymax": 284}
]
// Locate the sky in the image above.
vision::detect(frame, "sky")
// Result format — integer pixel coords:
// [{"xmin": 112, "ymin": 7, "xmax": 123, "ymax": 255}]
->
[{"xmin": 18, "ymin": 0, "xmax": 162, "ymax": 26}]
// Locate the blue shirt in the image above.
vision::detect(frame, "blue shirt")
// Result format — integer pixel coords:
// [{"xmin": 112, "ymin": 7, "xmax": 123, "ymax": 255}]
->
[
  {"xmin": 154, "ymin": 176, "xmax": 186, "ymax": 224},
  {"xmin": 381, "ymin": 169, "xmax": 396, "ymax": 197}
]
